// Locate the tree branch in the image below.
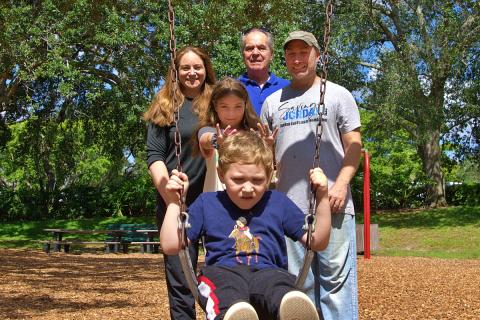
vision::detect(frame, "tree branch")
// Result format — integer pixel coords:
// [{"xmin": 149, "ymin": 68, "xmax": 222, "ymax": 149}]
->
[
  {"xmin": 390, "ymin": 2, "xmax": 405, "ymax": 42},
  {"xmin": 372, "ymin": 12, "xmax": 399, "ymax": 50},
  {"xmin": 81, "ymin": 67, "xmax": 122, "ymax": 87},
  {"xmin": 0, "ymin": 76, "xmax": 22, "ymax": 108},
  {"xmin": 415, "ymin": 4, "xmax": 433, "ymax": 57},
  {"xmin": 445, "ymin": 115, "xmax": 477, "ymax": 133},
  {"xmin": 358, "ymin": 61, "xmax": 383, "ymax": 71}
]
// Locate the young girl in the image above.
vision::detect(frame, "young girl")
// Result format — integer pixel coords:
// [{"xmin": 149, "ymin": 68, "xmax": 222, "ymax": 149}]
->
[{"xmin": 194, "ymin": 77, "xmax": 263, "ymax": 192}]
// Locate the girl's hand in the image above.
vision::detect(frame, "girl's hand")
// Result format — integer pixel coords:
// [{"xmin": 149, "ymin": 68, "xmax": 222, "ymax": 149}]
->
[
  {"xmin": 255, "ymin": 123, "xmax": 278, "ymax": 147},
  {"xmin": 199, "ymin": 132, "xmax": 215, "ymax": 158},
  {"xmin": 165, "ymin": 169, "xmax": 189, "ymax": 204},
  {"xmin": 310, "ymin": 168, "xmax": 328, "ymax": 193},
  {"xmin": 216, "ymin": 123, "xmax": 237, "ymax": 146}
]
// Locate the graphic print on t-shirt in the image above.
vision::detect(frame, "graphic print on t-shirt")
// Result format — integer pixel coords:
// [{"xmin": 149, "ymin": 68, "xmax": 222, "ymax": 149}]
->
[
  {"xmin": 228, "ymin": 217, "xmax": 261, "ymax": 265},
  {"xmin": 278, "ymin": 100, "xmax": 327, "ymax": 128}
]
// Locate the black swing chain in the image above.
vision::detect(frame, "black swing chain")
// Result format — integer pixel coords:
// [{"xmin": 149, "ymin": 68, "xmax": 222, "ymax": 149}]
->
[
  {"xmin": 168, "ymin": 0, "xmax": 190, "ymax": 247},
  {"xmin": 305, "ymin": 0, "xmax": 334, "ymax": 249}
]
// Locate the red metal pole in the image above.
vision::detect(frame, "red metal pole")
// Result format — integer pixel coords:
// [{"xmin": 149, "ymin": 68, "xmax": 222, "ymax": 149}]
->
[{"xmin": 363, "ymin": 149, "xmax": 371, "ymax": 259}]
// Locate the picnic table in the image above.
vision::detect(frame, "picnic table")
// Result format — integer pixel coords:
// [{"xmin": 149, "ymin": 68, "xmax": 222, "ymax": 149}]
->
[
  {"xmin": 41, "ymin": 224, "xmax": 160, "ymax": 254},
  {"xmin": 42, "ymin": 228, "xmax": 130, "ymax": 253},
  {"xmin": 135, "ymin": 229, "xmax": 160, "ymax": 253}
]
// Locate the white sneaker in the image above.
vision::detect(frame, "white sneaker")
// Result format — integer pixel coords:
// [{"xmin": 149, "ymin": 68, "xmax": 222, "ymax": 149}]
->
[
  {"xmin": 279, "ymin": 291, "xmax": 319, "ymax": 320},
  {"xmin": 224, "ymin": 301, "xmax": 259, "ymax": 320}
]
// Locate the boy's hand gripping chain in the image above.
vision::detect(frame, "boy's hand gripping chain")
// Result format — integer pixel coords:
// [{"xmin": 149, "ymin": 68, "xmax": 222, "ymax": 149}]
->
[
  {"xmin": 168, "ymin": 0, "xmax": 200, "ymax": 304},
  {"xmin": 295, "ymin": 0, "xmax": 333, "ymax": 289}
]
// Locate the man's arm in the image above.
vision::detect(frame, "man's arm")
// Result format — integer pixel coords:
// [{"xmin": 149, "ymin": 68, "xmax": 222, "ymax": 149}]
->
[{"xmin": 329, "ymin": 128, "xmax": 362, "ymax": 213}]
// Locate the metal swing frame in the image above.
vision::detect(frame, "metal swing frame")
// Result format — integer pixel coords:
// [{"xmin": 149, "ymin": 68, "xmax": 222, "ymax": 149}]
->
[{"xmin": 167, "ymin": 0, "xmax": 334, "ymax": 304}]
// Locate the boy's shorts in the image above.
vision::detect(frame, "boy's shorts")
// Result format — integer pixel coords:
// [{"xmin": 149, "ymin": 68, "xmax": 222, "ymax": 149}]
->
[{"xmin": 197, "ymin": 264, "xmax": 297, "ymax": 320}]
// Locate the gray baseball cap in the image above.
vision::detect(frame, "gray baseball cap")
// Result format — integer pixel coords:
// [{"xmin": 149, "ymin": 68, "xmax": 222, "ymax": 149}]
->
[{"xmin": 283, "ymin": 30, "xmax": 320, "ymax": 51}]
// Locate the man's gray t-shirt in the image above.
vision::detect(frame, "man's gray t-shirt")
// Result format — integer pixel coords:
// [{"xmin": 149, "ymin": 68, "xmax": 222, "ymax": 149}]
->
[{"xmin": 261, "ymin": 80, "xmax": 361, "ymax": 215}]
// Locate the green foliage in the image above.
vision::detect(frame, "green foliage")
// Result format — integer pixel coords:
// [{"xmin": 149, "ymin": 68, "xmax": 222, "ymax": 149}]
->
[
  {"xmin": 0, "ymin": 120, "xmax": 155, "ymax": 220},
  {"xmin": 0, "ymin": 1, "xmax": 164, "ymax": 220},
  {"xmin": 352, "ymin": 110, "xmax": 429, "ymax": 209},
  {"xmin": 446, "ymin": 184, "xmax": 480, "ymax": 206},
  {"xmin": 444, "ymin": 157, "xmax": 480, "ymax": 206},
  {"xmin": 171, "ymin": 0, "xmax": 304, "ymax": 78},
  {"xmin": 0, "ymin": 0, "xmax": 307, "ymax": 221},
  {"xmin": 447, "ymin": 157, "xmax": 480, "ymax": 185},
  {"xmin": 1, "ymin": 1, "xmax": 478, "ymax": 219},
  {"xmin": 324, "ymin": 0, "xmax": 480, "ymax": 206}
]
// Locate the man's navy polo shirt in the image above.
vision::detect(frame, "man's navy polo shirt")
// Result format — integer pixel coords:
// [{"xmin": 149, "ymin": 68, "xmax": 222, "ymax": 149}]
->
[{"xmin": 238, "ymin": 72, "xmax": 290, "ymax": 115}]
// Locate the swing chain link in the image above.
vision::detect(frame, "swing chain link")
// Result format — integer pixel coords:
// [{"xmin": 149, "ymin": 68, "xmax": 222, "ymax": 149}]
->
[
  {"xmin": 167, "ymin": 3, "xmax": 200, "ymax": 303},
  {"xmin": 315, "ymin": 0, "xmax": 333, "ymax": 168},
  {"xmin": 168, "ymin": 0, "xmax": 181, "ymax": 173},
  {"xmin": 168, "ymin": 0, "xmax": 188, "ymax": 245},
  {"xmin": 304, "ymin": 0, "xmax": 334, "ymax": 249}
]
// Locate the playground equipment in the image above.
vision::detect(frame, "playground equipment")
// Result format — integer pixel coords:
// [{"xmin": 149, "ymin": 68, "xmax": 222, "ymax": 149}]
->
[{"xmin": 362, "ymin": 149, "xmax": 372, "ymax": 259}]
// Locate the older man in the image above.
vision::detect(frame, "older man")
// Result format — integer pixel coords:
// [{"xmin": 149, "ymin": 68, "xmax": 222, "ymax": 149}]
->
[
  {"xmin": 261, "ymin": 30, "xmax": 362, "ymax": 320},
  {"xmin": 239, "ymin": 28, "xmax": 289, "ymax": 115}
]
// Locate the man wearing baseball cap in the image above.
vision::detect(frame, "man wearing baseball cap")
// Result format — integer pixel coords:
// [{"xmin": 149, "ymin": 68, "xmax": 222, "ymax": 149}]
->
[{"xmin": 260, "ymin": 30, "xmax": 362, "ymax": 320}]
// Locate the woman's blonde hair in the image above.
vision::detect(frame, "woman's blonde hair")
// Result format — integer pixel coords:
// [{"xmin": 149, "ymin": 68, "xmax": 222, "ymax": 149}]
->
[
  {"xmin": 144, "ymin": 46, "xmax": 216, "ymax": 126},
  {"xmin": 218, "ymin": 131, "xmax": 274, "ymax": 179},
  {"xmin": 192, "ymin": 77, "xmax": 260, "ymax": 154}
]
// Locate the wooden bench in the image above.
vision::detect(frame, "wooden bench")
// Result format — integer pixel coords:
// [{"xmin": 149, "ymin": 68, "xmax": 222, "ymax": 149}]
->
[
  {"xmin": 41, "ymin": 228, "xmax": 132, "ymax": 253},
  {"xmin": 105, "ymin": 224, "xmax": 158, "ymax": 253},
  {"xmin": 40, "ymin": 225, "xmax": 164, "ymax": 254},
  {"xmin": 39, "ymin": 240, "xmax": 113, "ymax": 253},
  {"xmin": 131, "ymin": 241, "xmax": 162, "ymax": 253},
  {"xmin": 104, "ymin": 241, "xmax": 129, "ymax": 254},
  {"xmin": 133, "ymin": 229, "xmax": 160, "ymax": 253}
]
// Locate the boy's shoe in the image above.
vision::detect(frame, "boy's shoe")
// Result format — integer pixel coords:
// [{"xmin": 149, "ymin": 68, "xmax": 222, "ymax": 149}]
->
[
  {"xmin": 224, "ymin": 301, "xmax": 259, "ymax": 320},
  {"xmin": 279, "ymin": 290, "xmax": 319, "ymax": 320}
]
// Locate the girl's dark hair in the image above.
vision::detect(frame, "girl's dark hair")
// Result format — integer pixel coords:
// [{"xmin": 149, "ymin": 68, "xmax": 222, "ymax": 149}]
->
[{"xmin": 192, "ymin": 77, "xmax": 260, "ymax": 155}]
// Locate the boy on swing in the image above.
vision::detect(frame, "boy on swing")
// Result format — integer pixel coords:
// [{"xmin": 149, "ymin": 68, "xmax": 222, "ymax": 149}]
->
[{"xmin": 161, "ymin": 131, "xmax": 330, "ymax": 320}]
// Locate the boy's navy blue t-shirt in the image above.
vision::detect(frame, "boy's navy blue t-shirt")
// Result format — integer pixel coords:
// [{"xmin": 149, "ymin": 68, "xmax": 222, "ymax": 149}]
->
[{"xmin": 187, "ymin": 190, "xmax": 306, "ymax": 269}]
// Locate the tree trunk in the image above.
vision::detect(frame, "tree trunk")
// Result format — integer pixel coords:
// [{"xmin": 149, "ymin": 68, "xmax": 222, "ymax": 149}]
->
[{"xmin": 418, "ymin": 129, "xmax": 447, "ymax": 207}]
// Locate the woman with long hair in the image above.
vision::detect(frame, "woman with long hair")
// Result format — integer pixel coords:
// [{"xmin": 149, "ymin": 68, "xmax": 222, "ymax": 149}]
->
[{"xmin": 144, "ymin": 46, "xmax": 216, "ymax": 320}]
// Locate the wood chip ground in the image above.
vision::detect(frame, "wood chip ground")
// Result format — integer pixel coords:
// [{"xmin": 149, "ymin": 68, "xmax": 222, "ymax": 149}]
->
[{"xmin": 1, "ymin": 249, "xmax": 479, "ymax": 319}]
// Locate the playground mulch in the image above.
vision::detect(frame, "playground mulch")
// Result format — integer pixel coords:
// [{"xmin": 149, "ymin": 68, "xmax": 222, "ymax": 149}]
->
[{"xmin": 0, "ymin": 249, "xmax": 479, "ymax": 319}]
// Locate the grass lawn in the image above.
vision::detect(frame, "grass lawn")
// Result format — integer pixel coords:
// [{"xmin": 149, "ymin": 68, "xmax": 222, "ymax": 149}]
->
[
  {"xmin": 0, "ymin": 216, "xmax": 156, "ymax": 248},
  {"xmin": 1, "ymin": 206, "xmax": 479, "ymax": 259},
  {"xmin": 357, "ymin": 206, "xmax": 480, "ymax": 259}
]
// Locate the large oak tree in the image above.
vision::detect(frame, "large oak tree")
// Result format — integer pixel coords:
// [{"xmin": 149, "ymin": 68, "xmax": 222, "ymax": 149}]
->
[{"xmin": 325, "ymin": 0, "xmax": 479, "ymax": 206}]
